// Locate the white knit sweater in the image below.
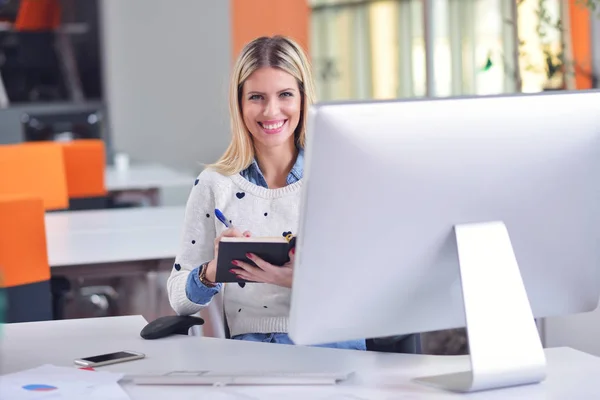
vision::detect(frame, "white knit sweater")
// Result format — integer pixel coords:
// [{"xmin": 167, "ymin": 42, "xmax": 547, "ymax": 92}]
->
[{"xmin": 166, "ymin": 168, "xmax": 302, "ymax": 337}]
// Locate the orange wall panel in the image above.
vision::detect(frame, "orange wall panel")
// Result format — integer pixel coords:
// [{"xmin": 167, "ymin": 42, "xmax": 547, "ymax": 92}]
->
[
  {"xmin": 231, "ymin": 0, "xmax": 310, "ymax": 60},
  {"xmin": 569, "ymin": 0, "xmax": 592, "ymax": 90}
]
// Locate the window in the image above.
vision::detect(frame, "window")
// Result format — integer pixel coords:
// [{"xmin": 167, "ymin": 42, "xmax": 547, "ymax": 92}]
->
[
  {"xmin": 310, "ymin": 0, "xmax": 520, "ymax": 101},
  {"xmin": 517, "ymin": 0, "xmax": 564, "ymax": 92}
]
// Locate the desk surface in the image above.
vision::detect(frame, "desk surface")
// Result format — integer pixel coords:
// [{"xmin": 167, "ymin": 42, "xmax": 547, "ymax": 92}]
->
[
  {"xmin": 105, "ymin": 164, "xmax": 195, "ymax": 191},
  {"xmin": 3, "ymin": 316, "xmax": 600, "ymax": 399},
  {"xmin": 45, "ymin": 207, "xmax": 185, "ymax": 267},
  {"xmin": 45, "ymin": 206, "xmax": 185, "ymax": 234}
]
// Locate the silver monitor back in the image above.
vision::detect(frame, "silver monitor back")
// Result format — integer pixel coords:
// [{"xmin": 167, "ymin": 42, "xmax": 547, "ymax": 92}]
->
[{"xmin": 289, "ymin": 90, "xmax": 600, "ymax": 346}]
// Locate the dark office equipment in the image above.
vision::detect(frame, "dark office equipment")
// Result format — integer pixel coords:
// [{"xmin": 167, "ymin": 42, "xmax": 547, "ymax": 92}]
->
[
  {"xmin": 21, "ymin": 110, "xmax": 102, "ymax": 142},
  {"xmin": 0, "ymin": 31, "xmax": 68, "ymax": 103},
  {"xmin": 50, "ymin": 276, "xmax": 71, "ymax": 320},
  {"xmin": 0, "ymin": 0, "xmax": 103, "ymax": 103}
]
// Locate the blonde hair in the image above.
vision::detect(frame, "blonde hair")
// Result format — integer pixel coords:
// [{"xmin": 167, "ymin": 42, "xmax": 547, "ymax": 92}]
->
[{"xmin": 207, "ymin": 35, "xmax": 316, "ymax": 176}]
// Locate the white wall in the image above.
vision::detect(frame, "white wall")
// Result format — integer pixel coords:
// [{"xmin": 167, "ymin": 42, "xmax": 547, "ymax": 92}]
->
[{"xmin": 100, "ymin": 0, "xmax": 231, "ymax": 176}]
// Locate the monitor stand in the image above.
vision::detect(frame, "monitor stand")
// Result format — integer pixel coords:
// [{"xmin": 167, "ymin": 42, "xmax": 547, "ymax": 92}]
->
[{"xmin": 414, "ymin": 221, "xmax": 546, "ymax": 393}]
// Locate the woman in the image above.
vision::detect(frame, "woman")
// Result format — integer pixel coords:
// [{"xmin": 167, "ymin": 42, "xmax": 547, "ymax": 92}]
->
[{"xmin": 167, "ymin": 35, "xmax": 365, "ymax": 350}]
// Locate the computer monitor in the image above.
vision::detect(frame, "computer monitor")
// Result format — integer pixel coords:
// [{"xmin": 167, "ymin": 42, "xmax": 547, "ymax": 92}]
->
[
  {"xmin": 21, "ymin": 110, "xmax": 103, "ymax": 143},
  {"xmin": 289, "ymin": 90, "xmax": 600, "ymax": 392}
]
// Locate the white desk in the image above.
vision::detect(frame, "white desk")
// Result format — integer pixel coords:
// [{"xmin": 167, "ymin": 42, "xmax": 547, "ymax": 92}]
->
[
  {"xmin": 44, "ymin": 207, "xmax": 185, "ymax": 321},
  {"xmin": 45, "ymin": 206, "xmax": 185, "ymax": 267},
  {"xmin": 44, "ymin": 206, "xmax": 222, "ymax": 333},
  {"xmin": 105, "ymin": 164, "xmax": 195, "ymax": 192},
  {"xmin": 45, "ymin": 206, "xmax": 184, "ymax": 235},
  {"xmin": 105, "ymin": 164, "xmax": 195, "ymax": 206},
  {"xmin": 3, "ymin": 316, "xmax": 600, "ymax": 399}
]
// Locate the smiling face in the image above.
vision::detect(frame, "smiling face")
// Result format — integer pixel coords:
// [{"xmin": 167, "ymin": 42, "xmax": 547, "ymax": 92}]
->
[{"xmin": 241, "ymin": 67, "xmax": 302, "ymax": 151}]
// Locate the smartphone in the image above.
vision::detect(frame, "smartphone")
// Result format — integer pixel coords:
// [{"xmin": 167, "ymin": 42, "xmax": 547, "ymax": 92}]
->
[{"xmin": 73, "ymin": 350, "xmax": 145, "ymax": 367}]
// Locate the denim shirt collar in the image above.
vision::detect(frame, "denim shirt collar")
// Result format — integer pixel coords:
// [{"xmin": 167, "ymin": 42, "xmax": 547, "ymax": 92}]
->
[
  {"xmin": 241, "ymin": 148, "xmax": 304, "ymax": 189},
  {"xmin": 288, "ymin": 148, "xmax": 304, "ymax": 182}
]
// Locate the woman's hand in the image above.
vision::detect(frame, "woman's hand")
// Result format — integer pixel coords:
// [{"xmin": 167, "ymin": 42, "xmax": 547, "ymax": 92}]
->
[
  {"xmin": 205, "ymin": 227, "xmax": 251, "ymax": 282},
  {"xmin": 231, "ymin": 248, "xmax": 296, "ymax": 288}
]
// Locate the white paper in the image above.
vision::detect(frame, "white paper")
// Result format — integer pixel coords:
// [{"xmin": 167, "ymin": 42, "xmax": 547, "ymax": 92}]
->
[{"xmin": 0, "ymin": 364, "xmax": 129, "ymax": 400}]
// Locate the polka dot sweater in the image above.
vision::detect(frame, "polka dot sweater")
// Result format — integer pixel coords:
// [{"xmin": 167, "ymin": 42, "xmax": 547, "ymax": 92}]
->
[{"xmin": 167, "ymin": 168, "xmax": 302, "ymax": 337}]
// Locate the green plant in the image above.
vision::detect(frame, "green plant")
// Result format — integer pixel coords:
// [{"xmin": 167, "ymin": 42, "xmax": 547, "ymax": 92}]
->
[
  {"xmin": 508, "ymin": 0, "xmax": 598, "ymax": 90},
  {"xmin": 575, "ymin": 0, "xmax": 600, "ymax": 16},
  {"xmin": 534, "ymin": 0, "xmax": 564, "ymax": 86}
]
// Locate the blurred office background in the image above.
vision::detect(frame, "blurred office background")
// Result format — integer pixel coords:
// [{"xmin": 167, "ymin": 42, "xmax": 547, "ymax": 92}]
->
[
  {"xmin": 1, "ymin": 0, "xmax": 597, "ymax": 177},
  {"xmin": 0, "ymin": 0, "xmax": 599, "ymax": 355},
  {"xmin": 104, "ymin": 0, "xmax": 597, "ymax": 179}
]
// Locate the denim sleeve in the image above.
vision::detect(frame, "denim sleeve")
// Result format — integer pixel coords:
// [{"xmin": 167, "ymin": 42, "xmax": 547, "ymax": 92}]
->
[{"xmin": 185, "ymin": 266, "xmax": 222, "ymax": 305}]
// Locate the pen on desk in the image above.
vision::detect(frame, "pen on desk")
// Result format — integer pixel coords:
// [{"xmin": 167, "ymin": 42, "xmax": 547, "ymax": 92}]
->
[{"xmin": 214, "ymin": 208, "xmax": 231, "ymax": 228}]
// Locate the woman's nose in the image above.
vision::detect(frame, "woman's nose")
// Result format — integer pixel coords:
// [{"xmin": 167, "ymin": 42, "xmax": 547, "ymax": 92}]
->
[{"xmin": 263, "ymin": 99, "xmax": 279, "ymax": 117}]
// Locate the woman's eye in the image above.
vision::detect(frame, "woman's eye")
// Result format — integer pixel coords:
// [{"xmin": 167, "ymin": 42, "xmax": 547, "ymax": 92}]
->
[
  {"xmin": 249, "ymin": 94, "xmax": 262, "ymax": 100},
  {"xmin": 280, "ymin": 92, "xmax": 293, "ymax": 98}
]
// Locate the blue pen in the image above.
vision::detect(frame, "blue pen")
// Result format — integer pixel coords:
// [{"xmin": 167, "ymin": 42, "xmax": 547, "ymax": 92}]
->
[{"xmin": 214, "ymin": 208, "xmax": 231, "ymax": 228}]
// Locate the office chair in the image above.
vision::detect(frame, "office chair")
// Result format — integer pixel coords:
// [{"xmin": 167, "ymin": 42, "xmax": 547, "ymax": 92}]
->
[
  {"xmin": 367, "ymin": 334, "xmax": 422, "ymax": 354},
  {"xmin": 0, "ymin": 142, "xmax": 70, "ymax": 211},
  {"xmin": 188, "ymin": 294, "xmax": 423, "ymax": 354},
  {"xmin": 0, "ymin": 196, "xmax": 53, "ymax": 323},
  {"xmin": 59, "ymin": 139, "xmax": 109, "ymax": 211},
  {"xmin": 142, "ymin": 296, "xmax": 422, "ymax": 354},
  {"xmin": 0, "ymin": 143, "xmax": 73, "ymax": 320}
]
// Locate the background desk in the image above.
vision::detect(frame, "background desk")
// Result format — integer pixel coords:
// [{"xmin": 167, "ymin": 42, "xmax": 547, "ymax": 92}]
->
[
  {"xmin": 105, "ymin": 163, "xmax": 195, "ymax": 206},
  {"xmin": 3, "ymin": 316, "xmax": 600, "ymax": 399},
  {"xmin": 45, "ymin": 207, "xmax": 185, "ymax": 321},
  {"xmin": 44, "ymin": 206, "xmax": 223, "ymax": 334},
  {"xmin": 45, "ymin": 206, "xmax": 184, "ymax": 267}
]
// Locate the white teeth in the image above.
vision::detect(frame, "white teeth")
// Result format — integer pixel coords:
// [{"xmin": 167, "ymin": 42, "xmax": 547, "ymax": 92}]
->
[{"xmin": 263, "ymin": 121, "xmax": 285, "ymax": 130}]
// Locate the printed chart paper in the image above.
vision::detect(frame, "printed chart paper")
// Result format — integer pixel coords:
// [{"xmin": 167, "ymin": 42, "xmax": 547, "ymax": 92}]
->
[{"xmin": 0, "ymin": 364, "xmax": 129, "ymax": 399}]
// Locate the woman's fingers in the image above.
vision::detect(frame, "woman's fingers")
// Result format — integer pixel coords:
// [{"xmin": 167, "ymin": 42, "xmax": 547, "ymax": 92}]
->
[
  {"xmin": 232, "ymin": 270, "xmax": 256, "ymax": 282},
  {"xmin": 231, "ymin": 259, "xmax": 263, "ymax": 275},
  {"xmin": 215, "ymin": 228, "xmax": 248, "ymax": 249},
  {"xmin": 245, "ymin": 253, "xmax": 277, "ymax": 272},
  {"xmin": 221, "ymin": 227, "xmax": 244, "ymax": 238},
  {"xmin": 215, "ymin": 228, "xmax": 239, "ymax": 245},
  {"xmin": 230, "ymin": 253, "xmax": 291, "ymax": 285}
]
